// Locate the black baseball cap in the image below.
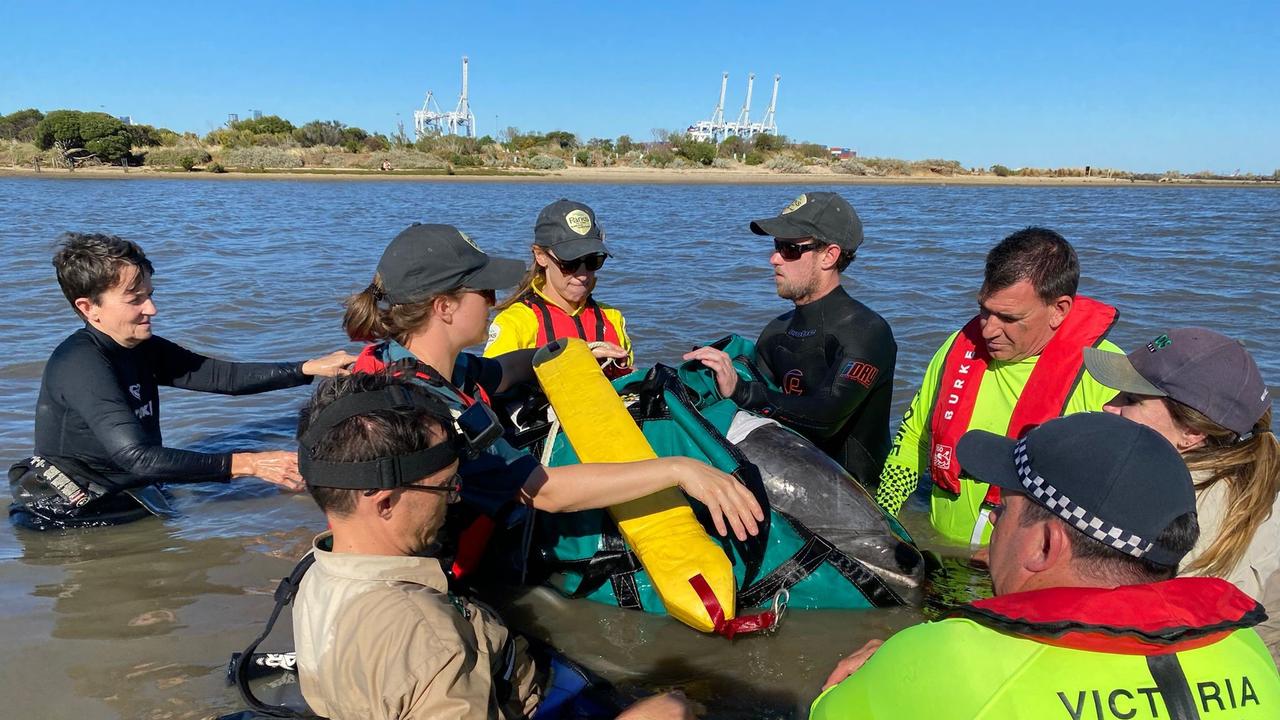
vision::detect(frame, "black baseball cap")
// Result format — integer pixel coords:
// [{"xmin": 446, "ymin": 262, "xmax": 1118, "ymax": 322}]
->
[
  {"xmin": 534, "ymin": 199, "xmax": 610, "ymax": 261},
  {"xmin": 749, "ymin": 192, "xmax": 864, "ymax": 251},
  {"xmin": 377, "ymin": 223, "xmax": 526, "ymax": 305},
  {"xmin": 957, "ymin": 412, "xmax": 1196, "ymax": 567},
  {"xmin": 1084, "ymin": 328, "xmax": 1270, "ymax": 437}
]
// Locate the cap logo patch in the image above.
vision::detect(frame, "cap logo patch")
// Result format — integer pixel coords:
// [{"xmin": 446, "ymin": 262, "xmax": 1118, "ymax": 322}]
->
[
  {"xmin": 1147, "ymin": 334, "xmax": 1172, "ymax": 352},
  {"xmin": 457, "ymin": 230, "xmax": 481, "ymax": 252},
  {"xmin": 782, "ymin": 194, "xmax": 808, "ymax": 214},
  {"xmin": 565, "ymin": 209, "xmax": 593, "ymax": 236}
]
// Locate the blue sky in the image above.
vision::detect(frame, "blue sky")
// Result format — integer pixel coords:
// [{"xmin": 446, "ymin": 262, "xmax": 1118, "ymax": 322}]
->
[{"xmin": 2, "ymin": 0, "xmax": 1276, "ymax": 173}]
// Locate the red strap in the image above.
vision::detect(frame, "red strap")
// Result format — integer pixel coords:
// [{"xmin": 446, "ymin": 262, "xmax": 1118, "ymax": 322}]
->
[
  {"xmin": 929, "ymin": 297, "xmax": 1117, "ymax": 502},
  {"xmin": 450, "ymin": 515, "xmax": 496, "ymax": 580},
  {"xmin": 688, "ymin": 574, "xmax": 779, "ymax": 639}
]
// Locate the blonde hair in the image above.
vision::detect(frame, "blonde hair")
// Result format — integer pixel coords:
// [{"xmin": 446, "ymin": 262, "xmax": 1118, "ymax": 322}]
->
[
  {"xmin": 494, "ymin": 245, "xmax": 596, "ymax": 313},
  {"xmin": 1169, "ymin": 403, "xmax": 1279, "ymax": 578},
  {"xmin": 342, "ymin": 274, "xmax": 461, "ymax": 345}
]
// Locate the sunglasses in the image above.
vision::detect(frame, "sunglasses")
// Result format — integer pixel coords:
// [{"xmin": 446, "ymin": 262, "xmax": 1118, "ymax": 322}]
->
[
  {"xmin": 373, "ymin": 472, "xmax": 462, "ymax": 503},
  {"xmin": 549, "ymin": 252, "xmax": 607, "ymax": 274},
  {"xmin": 773, "ymin": 239, "xmax": 826, "ymax": 261},
  {"xmin": 461, "ymin": 287, "xmax": 497, "ymax": 306}
]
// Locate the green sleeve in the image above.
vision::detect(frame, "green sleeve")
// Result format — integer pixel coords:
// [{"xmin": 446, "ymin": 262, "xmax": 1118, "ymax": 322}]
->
[
  {"xmin": 875, "ymin": 332, "xmax": 956, "ymax": 515},
  {"xmin": 1066, "ymin": 338, "xmax": 1125, "ymax": 414}
]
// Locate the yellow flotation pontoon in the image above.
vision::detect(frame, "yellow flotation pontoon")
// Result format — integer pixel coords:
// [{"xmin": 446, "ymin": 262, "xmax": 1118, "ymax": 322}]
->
[{"xmin": 532, "ymin": 338, "xmax": 737, "ymax": 634}]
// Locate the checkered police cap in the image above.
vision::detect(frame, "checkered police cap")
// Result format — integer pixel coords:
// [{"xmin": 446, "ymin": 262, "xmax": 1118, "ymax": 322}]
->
[{"xmin": 957, "ymin": 413, "xmax": 1195, "ymax": 567}]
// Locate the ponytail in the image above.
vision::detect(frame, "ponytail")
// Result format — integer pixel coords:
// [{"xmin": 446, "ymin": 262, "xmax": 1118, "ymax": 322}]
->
[
  {"xmin": 495, "ymin": 246, "xmax": 545, "ymax": 312},
  {"xmin": 342, "ymin": 274, "xmax": 453, "ymax": 345},
  {"xmin": 1174, "ymin": 405, "xmax": 1280, "ymax": 578}
]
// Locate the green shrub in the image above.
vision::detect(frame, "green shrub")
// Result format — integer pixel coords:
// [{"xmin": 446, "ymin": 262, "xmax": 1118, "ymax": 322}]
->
[
  {"xmin": 208, "ymin": 162, "xmax": 226, "ymax": 173},
  {"xmin": 674, "ymin": 138, "xmax": 716, "ymax": 165},
  {"xmin": 744, "ymin": 151, "xmax": 764, "ymax": 165},
  {"xmin": 792, "ymin": 142, "xmax": 828, "ymax": 159},
  {"xmin": 143, "ymin": 146, "xmax": 213, "ymax": 168},
  {"xmin": 222, "ymin": 146, "xmax": 303, "ymax": 169},
  {"xmin": 34, "ymin": 110, "xmax": 133, "ymax": 163},
  {"xmin": 711, "ymin": 158, "xmax": 732, "ymax": 169},
  {"xmin": 528, "ymin": 153, "xmax": 566, "ymax": 170},
  {"xmin": 764, "ymin": 155, "xmax": 806, "ymax": 173},
  {"xmin": 574, "ymin": 149, "xmax": 591, "ymax": 166},
  {"xmin": 366, "ymin": 150, "xmax": 446, "ymax": 170},
  {"xmin": 753, "ymin": 133, "xmax": 786, "ymax": 152},
  {"xmin": 0, "ymin": 109, "xmax": 44, "ymax": 141},
  {"xmin": 645, "ymin": 148, "xmax": 676, "ymax": 168},
  {"xmin": 833, "ymin": 159, "xmax": 870, "ymax": 175}
]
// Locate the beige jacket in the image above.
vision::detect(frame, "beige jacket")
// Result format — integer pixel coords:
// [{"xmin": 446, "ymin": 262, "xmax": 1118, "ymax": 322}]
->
[
  {"xmin": 293, "ymin": 533, "xmax": 542, "ymax": 720},
  {"xmin": 1182, "ymin": 470, "xmax": 1280, "ymax": 664}
]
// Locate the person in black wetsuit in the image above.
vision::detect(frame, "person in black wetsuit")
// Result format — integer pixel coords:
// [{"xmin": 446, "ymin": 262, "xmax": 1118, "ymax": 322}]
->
[
  {"xmin": 9, "ymin": 232, "xmax": 355, "ymax": 530},
  {"xmin": 684, "ymin": 192, "xmax": 897, "ymax": 488}
]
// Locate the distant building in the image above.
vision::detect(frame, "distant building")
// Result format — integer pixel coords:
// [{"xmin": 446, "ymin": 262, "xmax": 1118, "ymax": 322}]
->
[
  {"xmin": 116, "ymin": 115, "xmax": 133, "ymax": 125},
  {"xmin": 829, "ymin": 147, "xmax": 856, "ymax": 160}
]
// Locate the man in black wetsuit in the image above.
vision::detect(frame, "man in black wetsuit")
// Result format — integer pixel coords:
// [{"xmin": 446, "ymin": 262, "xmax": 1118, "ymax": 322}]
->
[
  {"xmin": 685, "ymin": 192, "xmax": 896, "ymax": 487},
  {"xmin": 9, "ymin": 232, "xmax": 355, "ymax": 530}
]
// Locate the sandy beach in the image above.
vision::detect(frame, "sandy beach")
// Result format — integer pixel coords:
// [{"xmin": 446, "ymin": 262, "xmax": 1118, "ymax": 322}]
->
[{"xmin": 4, "ymin": 163, "xmax": 1277, "ymax": 187}]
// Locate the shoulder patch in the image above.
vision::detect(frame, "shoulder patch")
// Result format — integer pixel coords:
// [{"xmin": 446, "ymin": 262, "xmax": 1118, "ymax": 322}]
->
[
  {"xmin": 839, "ymin": 359, "xmax": 880, "ymax": 388},
  {"xmin": 485, "ymin": 323, "xmax": 500, "ymax": 348}
]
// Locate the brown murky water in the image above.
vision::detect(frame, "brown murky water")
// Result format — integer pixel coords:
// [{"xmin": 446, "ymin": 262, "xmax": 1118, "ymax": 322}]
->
[{"xmin": 1, "ymin": 178, "xmax": 1276, "ymax": 718}]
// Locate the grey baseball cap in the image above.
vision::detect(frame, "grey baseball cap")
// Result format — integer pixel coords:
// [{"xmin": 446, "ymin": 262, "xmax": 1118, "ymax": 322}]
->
[
  {"xmin": 534, "ymin": 199, "xmax": 610, "ymax": 261},
  {"xmin": 377, "ymin": 223, "xmax": 526, "ymax": 304},
  {"xmin": 749, "ymin": 192, "xmax": 864, "ymax": 251},
  {"xmin": 958, "ymin": 412, "xmax": 1196, "ymax": 567},
  {"xmin": 1084, "ymin": 328, "xmax": 1271, "ymax": 436}
]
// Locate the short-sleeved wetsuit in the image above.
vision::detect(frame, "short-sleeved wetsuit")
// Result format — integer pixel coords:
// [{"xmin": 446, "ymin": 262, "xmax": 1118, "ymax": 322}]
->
[
  {"xmin": 730, "ymin": 285, "xmax": 897, "ymax": 486},
  {"xmin": 28, "ymin": 324, "xmax": 310, "ymax": 492}
]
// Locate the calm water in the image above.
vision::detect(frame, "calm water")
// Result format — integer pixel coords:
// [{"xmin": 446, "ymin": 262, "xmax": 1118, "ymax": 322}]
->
[{"xmin": 1, "ymin": 177, "xmax": 1277, "ymax": 719}]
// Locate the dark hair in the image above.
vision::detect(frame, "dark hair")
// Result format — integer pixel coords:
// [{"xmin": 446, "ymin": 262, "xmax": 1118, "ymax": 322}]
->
[
  {"xmin": 834, "ymin": 246, "xmax": 856, "ymax": 273},
  {"xmin": 1019, "ymin": 499, "xmax": 1199, "ymax": 583},
  {"xmin": 981, "ymin": 227, "xmax": 1079, "ymax": 303},
  {"xmin": 297, "ymin": 373, "xmax": 453, "ymax": 516},
  {"xmin": 342, "ymin": 273, "xmax": 463, "ymax": 345},
  {"xmin": 52, "ymin": 232, "xmax": 155, "ymax": 317}
]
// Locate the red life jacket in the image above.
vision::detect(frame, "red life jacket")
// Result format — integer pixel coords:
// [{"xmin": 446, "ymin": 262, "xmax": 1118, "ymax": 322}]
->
[
  {"xmin": 522, "ymin": 295, "xmax": 630, "ymax": 379},
  {"xmin": 954, "ymin": 577, "xmax": 1265, "ymax": 655},
  {"xmin": 929, "ymin": 296, "xmax": 1117, "ymax": 505},
  {"xmin": 351, "ymin": 342, "xmax": 494, "ymax": 579}
]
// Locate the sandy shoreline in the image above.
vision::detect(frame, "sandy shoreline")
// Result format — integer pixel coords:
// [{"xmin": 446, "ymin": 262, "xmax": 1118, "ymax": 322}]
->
[{"xmin": 2, "ymin": 164, "xmax": 1277, "ymax": 188}]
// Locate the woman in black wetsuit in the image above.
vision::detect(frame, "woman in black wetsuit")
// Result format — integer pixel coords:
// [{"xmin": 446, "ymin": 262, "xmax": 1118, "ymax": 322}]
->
[{"xmin": 9, "ymin": 232, "xmax": 355, "ymax": 530}]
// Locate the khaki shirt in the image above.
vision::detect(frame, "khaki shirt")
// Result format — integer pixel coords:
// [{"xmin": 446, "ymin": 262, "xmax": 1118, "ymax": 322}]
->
[{"xmin": 294, "ymin": 533, "xmax": 542, "ymax": 719}]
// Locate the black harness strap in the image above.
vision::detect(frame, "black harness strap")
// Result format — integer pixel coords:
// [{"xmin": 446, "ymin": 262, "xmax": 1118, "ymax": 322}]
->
[
  {"xmin": 756, "ymin": 511, "xmax": 906, "ymax": 609},
  {"xmin": 233, "ymin": 554, "xmax": 322, "ymax": 719},
  {"xmin": 1147, "ymin": 654, "xmax": 1202, "ymax": 720},
  {"xmin": 524, "ymin": 297, "xmax": 561, "ymax": 347}
]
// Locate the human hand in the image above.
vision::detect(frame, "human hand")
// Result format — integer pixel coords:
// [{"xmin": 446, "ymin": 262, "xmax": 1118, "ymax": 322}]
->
[
  {"xmin": 587, "ymin": 341, "xmax": 628, "ymax": 361},
  {"xmin": 822, "ymin": 639, "xmax": 885, "ymax": 690},
  {"xmin": 681, "ymin": 347, "xmax": 738, "ymax": 398},
  {"xmin": 232, "ymin": 450, "xmax": 304, "ymax": 492},
  {"xmin": 671, "ymin": 457, "xmax": 763, "ymax": 541},
  {"xmin": 616, "ymin": 691, "xmax": 695, "ymax": 720},
  {"xmin": 301, "ymin": 350, "xmax": 358, "ymax": 378}
]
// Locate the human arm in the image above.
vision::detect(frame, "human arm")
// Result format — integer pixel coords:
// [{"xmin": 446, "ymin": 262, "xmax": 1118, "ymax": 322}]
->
[
  {"xmin": 684, "ymin": 329, "xmax": 895, "ymax": 440},
  {"xmin": 48, "ymin": 346, "xmax": 233, "ymax": 487},
  {"xmin": 616, "ymin": 692, "xmax": 694, "ymax": 720},
  {"xmin": 519, "ymin": 457, "xmax": 764, "ymax": 541},
  {"xmin": 149, "ymin": 336, "xmax": 322, "ymax": 394},
  {"xmin": 874, "ymin": 336, "xmax": 952, "ymax": 515}
]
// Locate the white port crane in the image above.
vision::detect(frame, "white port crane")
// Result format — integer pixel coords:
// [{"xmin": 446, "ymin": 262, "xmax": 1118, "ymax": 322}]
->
[
  {"xmin": 686, "ymin": 71, "xmax": 780, "ymax": 143},
  {"xmin": 414, "ymin": 56, "xmax": 476, "ymax": 139},
  {"xmin": 686, "ymin": 72, "xmax": 729, "ymax": 143}
]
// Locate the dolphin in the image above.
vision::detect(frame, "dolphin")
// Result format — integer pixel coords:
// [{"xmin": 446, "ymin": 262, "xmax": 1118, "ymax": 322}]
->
[{"xmin": 727, "ymin": 412, "xmax": 925, "ymax": 603}]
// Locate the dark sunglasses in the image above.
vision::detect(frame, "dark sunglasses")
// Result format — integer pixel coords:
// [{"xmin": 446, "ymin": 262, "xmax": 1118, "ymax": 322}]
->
[
  {"xmin": 549, "ymin": 252, "xmax": 607, "ymax": 274},
  {"xmin": 773, "ymin": 239, "xmax": 826, "ymax": 261},
  {"xmin": 461, "ymin": 287, "xmax": 497, "ymax": 306}
]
